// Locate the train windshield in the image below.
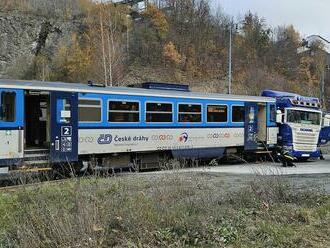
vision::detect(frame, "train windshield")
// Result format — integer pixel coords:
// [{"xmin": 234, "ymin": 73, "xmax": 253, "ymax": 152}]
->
[
  {"xmin": 0, "ymin": 91, "xmax": 16, "ymax": 122},
  {"xmin": 286, "ymin": 109, "xmax": 321, "ymax": 125}
]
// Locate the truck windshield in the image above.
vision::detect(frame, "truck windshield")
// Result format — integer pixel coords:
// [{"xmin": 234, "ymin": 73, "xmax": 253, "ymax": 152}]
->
[{"xmin": 286, "ymin": 109, "xmax": 321, "ymax": 125}]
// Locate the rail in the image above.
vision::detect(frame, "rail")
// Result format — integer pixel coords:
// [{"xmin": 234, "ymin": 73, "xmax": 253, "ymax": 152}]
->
[{"xmin": 0, "ymin": 178, "xmax": 71, "ymax": 192}]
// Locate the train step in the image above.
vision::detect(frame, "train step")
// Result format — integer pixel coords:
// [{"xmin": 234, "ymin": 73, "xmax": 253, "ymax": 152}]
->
[
  {"xmin": 24, "ymin": 160, "xmax": 50, "ymax": 166},
  {"xmin": 24, "ymin": 148, "xmax": 49, "ymax": 155},
  {"xmin": 24, "ymin": 149, "xmax": 50, "ymax": 163},
  {"xmin": 254, "ymin": 150, "xmax": 273, "ymax": 154},
  {"xmin": 23, "ymin": 149, "xmax": 50, "ymax": 166},
  {"xmin": 24, "ymin": 153, "xmax": 49, "ymax": 161},
  {"xmin": 24, "ymin": 152, "xmax": 49, "ymax": 158}
]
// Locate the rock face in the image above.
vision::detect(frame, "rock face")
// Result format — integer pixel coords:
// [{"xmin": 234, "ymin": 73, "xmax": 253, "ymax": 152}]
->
[{"xmin": 0, "ymin": 11, "xmax": 83, "ymax": 79}]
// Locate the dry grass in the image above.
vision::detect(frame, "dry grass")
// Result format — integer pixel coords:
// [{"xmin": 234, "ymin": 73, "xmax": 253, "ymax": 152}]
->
[
  {"xmin": 0, "ymin": 172, "xmax": 329, "ymax": 247},
  {"xmin": 321, "ymin": 144, "xmax": 330, "ymax": 154}
]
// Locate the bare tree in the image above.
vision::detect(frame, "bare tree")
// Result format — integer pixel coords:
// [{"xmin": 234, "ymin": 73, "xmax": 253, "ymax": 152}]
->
[{"xmin": 99, "ymin": 6, "xmax": 108, "ymax": 85}]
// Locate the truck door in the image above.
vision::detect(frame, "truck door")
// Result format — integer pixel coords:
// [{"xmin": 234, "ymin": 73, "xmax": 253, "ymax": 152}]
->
[
  {"xmin": 244, "ymin": 102, "xmax": 259, "ymax": 151},
  {"xmin": 50, "ymin": 91, "xmax": 78, "ymax": 163}
]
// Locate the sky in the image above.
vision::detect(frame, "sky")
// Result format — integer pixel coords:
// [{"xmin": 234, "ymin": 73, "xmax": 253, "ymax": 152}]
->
[{"xmin": 212, "ymin": 0, "xmax": 330, "ymax": 41}]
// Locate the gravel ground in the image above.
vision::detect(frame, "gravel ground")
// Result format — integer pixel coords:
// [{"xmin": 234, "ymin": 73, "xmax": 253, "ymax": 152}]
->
[
  {"xmin": 141, "ymin": 155, "xmax": 330, "ymax": 194},
  {"xmin": 321, "ymin": 144, "xmax": 330, "ymax": 154}
]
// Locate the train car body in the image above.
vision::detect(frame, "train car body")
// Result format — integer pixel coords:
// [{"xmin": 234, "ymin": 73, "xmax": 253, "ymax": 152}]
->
[
  {"xmin": 319, "ymin": 127, "xmax": 330, "ymax": 146},
  {"xmin": 0, "ymin": 80, "xmax": 277, "ymax": 172},
  {"xmin": 319, "ymin": 113, "xmax": 330, "ymax": 146}
]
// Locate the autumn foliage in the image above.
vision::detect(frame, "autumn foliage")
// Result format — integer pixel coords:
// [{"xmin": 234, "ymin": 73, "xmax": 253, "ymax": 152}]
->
[
  {"xmin": 163, "ymin": 42, "xmax": 182, "ymax": 66},
  {"xmin": 142, "ymin": 4, "xmax": 169, "ymax": 39},
  {"xmin": 2, "ymin": 0, "xmax": 329, "ymax": 103}
]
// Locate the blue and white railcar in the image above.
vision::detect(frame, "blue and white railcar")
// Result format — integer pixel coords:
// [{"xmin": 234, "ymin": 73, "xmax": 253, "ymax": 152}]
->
[
  {"xmin": 0, "ymin": 80, "xmax": 277, "ymax": 172},
  {"xmin": 319, "ymin": 113, "xmax": 330, "ymax": 146}
]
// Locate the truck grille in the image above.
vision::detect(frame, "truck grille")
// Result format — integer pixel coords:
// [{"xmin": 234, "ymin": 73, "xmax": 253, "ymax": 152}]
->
[
  {"xmin": 293, "ymin": 143, "xmax": 317, "ymax": 152},
  {"xmin": 293, "ymin": 131, "xmax": 318, "ymax": 152}
]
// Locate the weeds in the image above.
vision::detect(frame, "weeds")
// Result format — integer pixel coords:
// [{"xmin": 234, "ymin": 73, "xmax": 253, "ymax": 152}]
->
[{"xmin": 0, "ymin": 173, "xmax": 329, "ymax": 247}]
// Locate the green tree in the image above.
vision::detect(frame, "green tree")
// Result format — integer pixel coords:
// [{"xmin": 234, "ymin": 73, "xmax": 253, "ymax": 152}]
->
[
  {"xmin": 51, "ymin": 33, "xmax": 91, "ymax": 82},
  {"xmin": 240, "ymin": 12, "xmax": 271, "ymax": 62},
  {"xmin": 273, "ymin": 25, "xmax": 301, "ymax": 79}
]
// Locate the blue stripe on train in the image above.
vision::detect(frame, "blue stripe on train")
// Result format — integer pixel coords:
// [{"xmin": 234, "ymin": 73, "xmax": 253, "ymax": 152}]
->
[
  {"xmin": 0, "ymin": 158, "xmax": 21, "ymax": 167},
  {"xmin": 172, "ymin": 147, "xmax": 226, "ymax": 159},
  {"xmin": 0, "ymin": 124, "xmax": 276, "ymax": 131},
  {"xmin": 78, "ymin": 126, "xmax": 276, "ymax": 130},
  {"xmin": 0, "ymin": 126, "xmax": 23, "ymax": 130},
  {"xmin": 78, "ymin": 92, "xmax": 277, "ymax": 129}
]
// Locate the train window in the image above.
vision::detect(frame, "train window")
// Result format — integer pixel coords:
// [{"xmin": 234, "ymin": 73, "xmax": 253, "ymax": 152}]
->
[
  {"xmin": 79, "ymin": 99, "xmax": 102, "ymax": 122},
  {"xmin": 232, "ymin": 106, "xmax": 245, "ymax": 122},
  {"xmin": 0, "ymin": 92, "xmax": 16, "ymax": 122},
  {"xmin": 146, "ymin": 102, "xmax": 173, "ymax": 123},
  {"xmin": 108, "ymin": 101, "xmax": 139, "ymax": 122},
  {"xmin": 57, "ymin": 99, "xmax": 71, "ymax": 123},
  {"xmin": 178, "ymin": 104, "xmax": 202, "ymax": 123},
  {"xmin": 270, "ymin": 104, "xmax": 276, "ymax": 122},
  {"xmin": 207, "ymin": 105, "xmax": 227, "ymax": 122}
]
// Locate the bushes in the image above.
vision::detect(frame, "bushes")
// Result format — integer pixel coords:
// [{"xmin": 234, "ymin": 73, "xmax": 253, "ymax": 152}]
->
[
  {"xmin": 0, "ymin": 174, "xmax": 329, "ymax": 247},
  {"xmin": 0, "ymin": 0, "xmax": 89, "ymax": 18}
]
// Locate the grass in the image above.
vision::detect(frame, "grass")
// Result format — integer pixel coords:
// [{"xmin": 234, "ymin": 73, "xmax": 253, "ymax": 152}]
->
[{"xmin": 0, "ymin": 172, "xmax": 329, "ymax": 247}]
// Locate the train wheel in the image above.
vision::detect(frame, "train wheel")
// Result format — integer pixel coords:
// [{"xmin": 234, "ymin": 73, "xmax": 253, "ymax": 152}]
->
[{"xmin": 131, "ymin": 160, "xmax": 140, "ymax": 172}]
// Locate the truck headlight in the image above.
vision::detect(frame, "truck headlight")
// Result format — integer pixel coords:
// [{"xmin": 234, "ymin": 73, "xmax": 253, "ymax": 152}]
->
[{"xmin": 283, "ymin": 145, "xmax": 293, "ymax": 151}]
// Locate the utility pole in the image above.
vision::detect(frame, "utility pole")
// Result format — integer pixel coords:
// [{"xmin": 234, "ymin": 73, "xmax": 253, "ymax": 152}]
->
[
  {"xmin": 100, "ymin": 11, "xmax": 108, "ymax": 86},
  {"xmin": 126, "ymin": 15, "xmax": 130, "ymax": 56},
  {"xmin": 320, "ymin": 69, "xmax": 325, "ymax": 108},
  {"xmin": 42, "ymin": 59, "xmax": 45, "ymax": 82},
  {"xmin": 321, "ymin": 64, "xmax": 330, "ymax": 109}
]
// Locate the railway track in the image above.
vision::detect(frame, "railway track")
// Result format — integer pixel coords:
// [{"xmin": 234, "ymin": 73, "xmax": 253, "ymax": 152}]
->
[
  {"xmin": 0, "ymin": 165, "xmax": 78, "ymax": 190},
  {"xmin": 0, "ymin": 178, "xmax": 75, "ymax": 192},
  {"xmin": 0, "ymin": 165, "xmax": 135, "ymax": 191}
]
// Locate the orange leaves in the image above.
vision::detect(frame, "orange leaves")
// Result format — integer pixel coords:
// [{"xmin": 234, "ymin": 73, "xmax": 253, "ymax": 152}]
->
[
  {"xmin": 163, "ymin": 42, "xmax": 182, "ymax": 66},
  {"xmin": 298, "ymin": 56, "xmax": 314, "ymax": 82},
  {"xmin": 298, "ymin": 56, "xmax": 320, "ymax": 87},
  {"xmin": 53, "ymin": 33, "xmax": 91, "ymax": 82},
  {"xmin": 284, "ymin": 25, "xmax": 300, "ymax": 45},
  {"xmin": 143, "ymin": 4, "xmax": 169, "ymax": 39}
]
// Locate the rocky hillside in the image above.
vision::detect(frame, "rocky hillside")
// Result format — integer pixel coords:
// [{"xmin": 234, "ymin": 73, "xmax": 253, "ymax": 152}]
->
[
  {"xmin": 0, "ymin": 11, "xmax": 83, "ymax": 79},
  {"xmin": 0, "ymin": 0, "xmax": 328, "ymax": 104}
]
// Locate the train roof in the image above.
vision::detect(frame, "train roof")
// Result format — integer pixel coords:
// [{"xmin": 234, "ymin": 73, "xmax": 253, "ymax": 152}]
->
[{"xmin": 0, "ymin": 79, "xmax": 275, "ymax": 103}]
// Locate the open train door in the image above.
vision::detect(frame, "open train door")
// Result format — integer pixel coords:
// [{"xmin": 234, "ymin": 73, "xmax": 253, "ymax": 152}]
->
[
  {"xmin": 244, "ymin": 102, "xmax": 259, "ymax": 151},
  {"xmin": 50, "ymin": 91, "xmax": 78, "ymax": 163}
]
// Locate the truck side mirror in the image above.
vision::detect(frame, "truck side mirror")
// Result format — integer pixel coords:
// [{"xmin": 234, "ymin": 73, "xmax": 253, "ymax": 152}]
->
[
  {"xmin": 276, "ymin": 110, "xmax": 283, "ymax": 124},
  {"xmin": 324, "ymin": 114, "xmax": 330, "ymax": 127}
]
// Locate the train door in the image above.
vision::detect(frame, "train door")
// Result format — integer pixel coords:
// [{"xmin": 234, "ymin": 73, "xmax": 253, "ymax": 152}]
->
[
  {"xmin": 257, "ymin": 103, "xmax": 267, "ymax": 144},
  {"xmin": 50, "ymin": 91, "xmax": 78, "ymax": 163},
  {"xmin": 25, "ymin": 91, "xmax": 50, "ymax": 150},
  {"xmin": 244, "ymin": 102, "xmax": 259, "ymax": 150}
]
